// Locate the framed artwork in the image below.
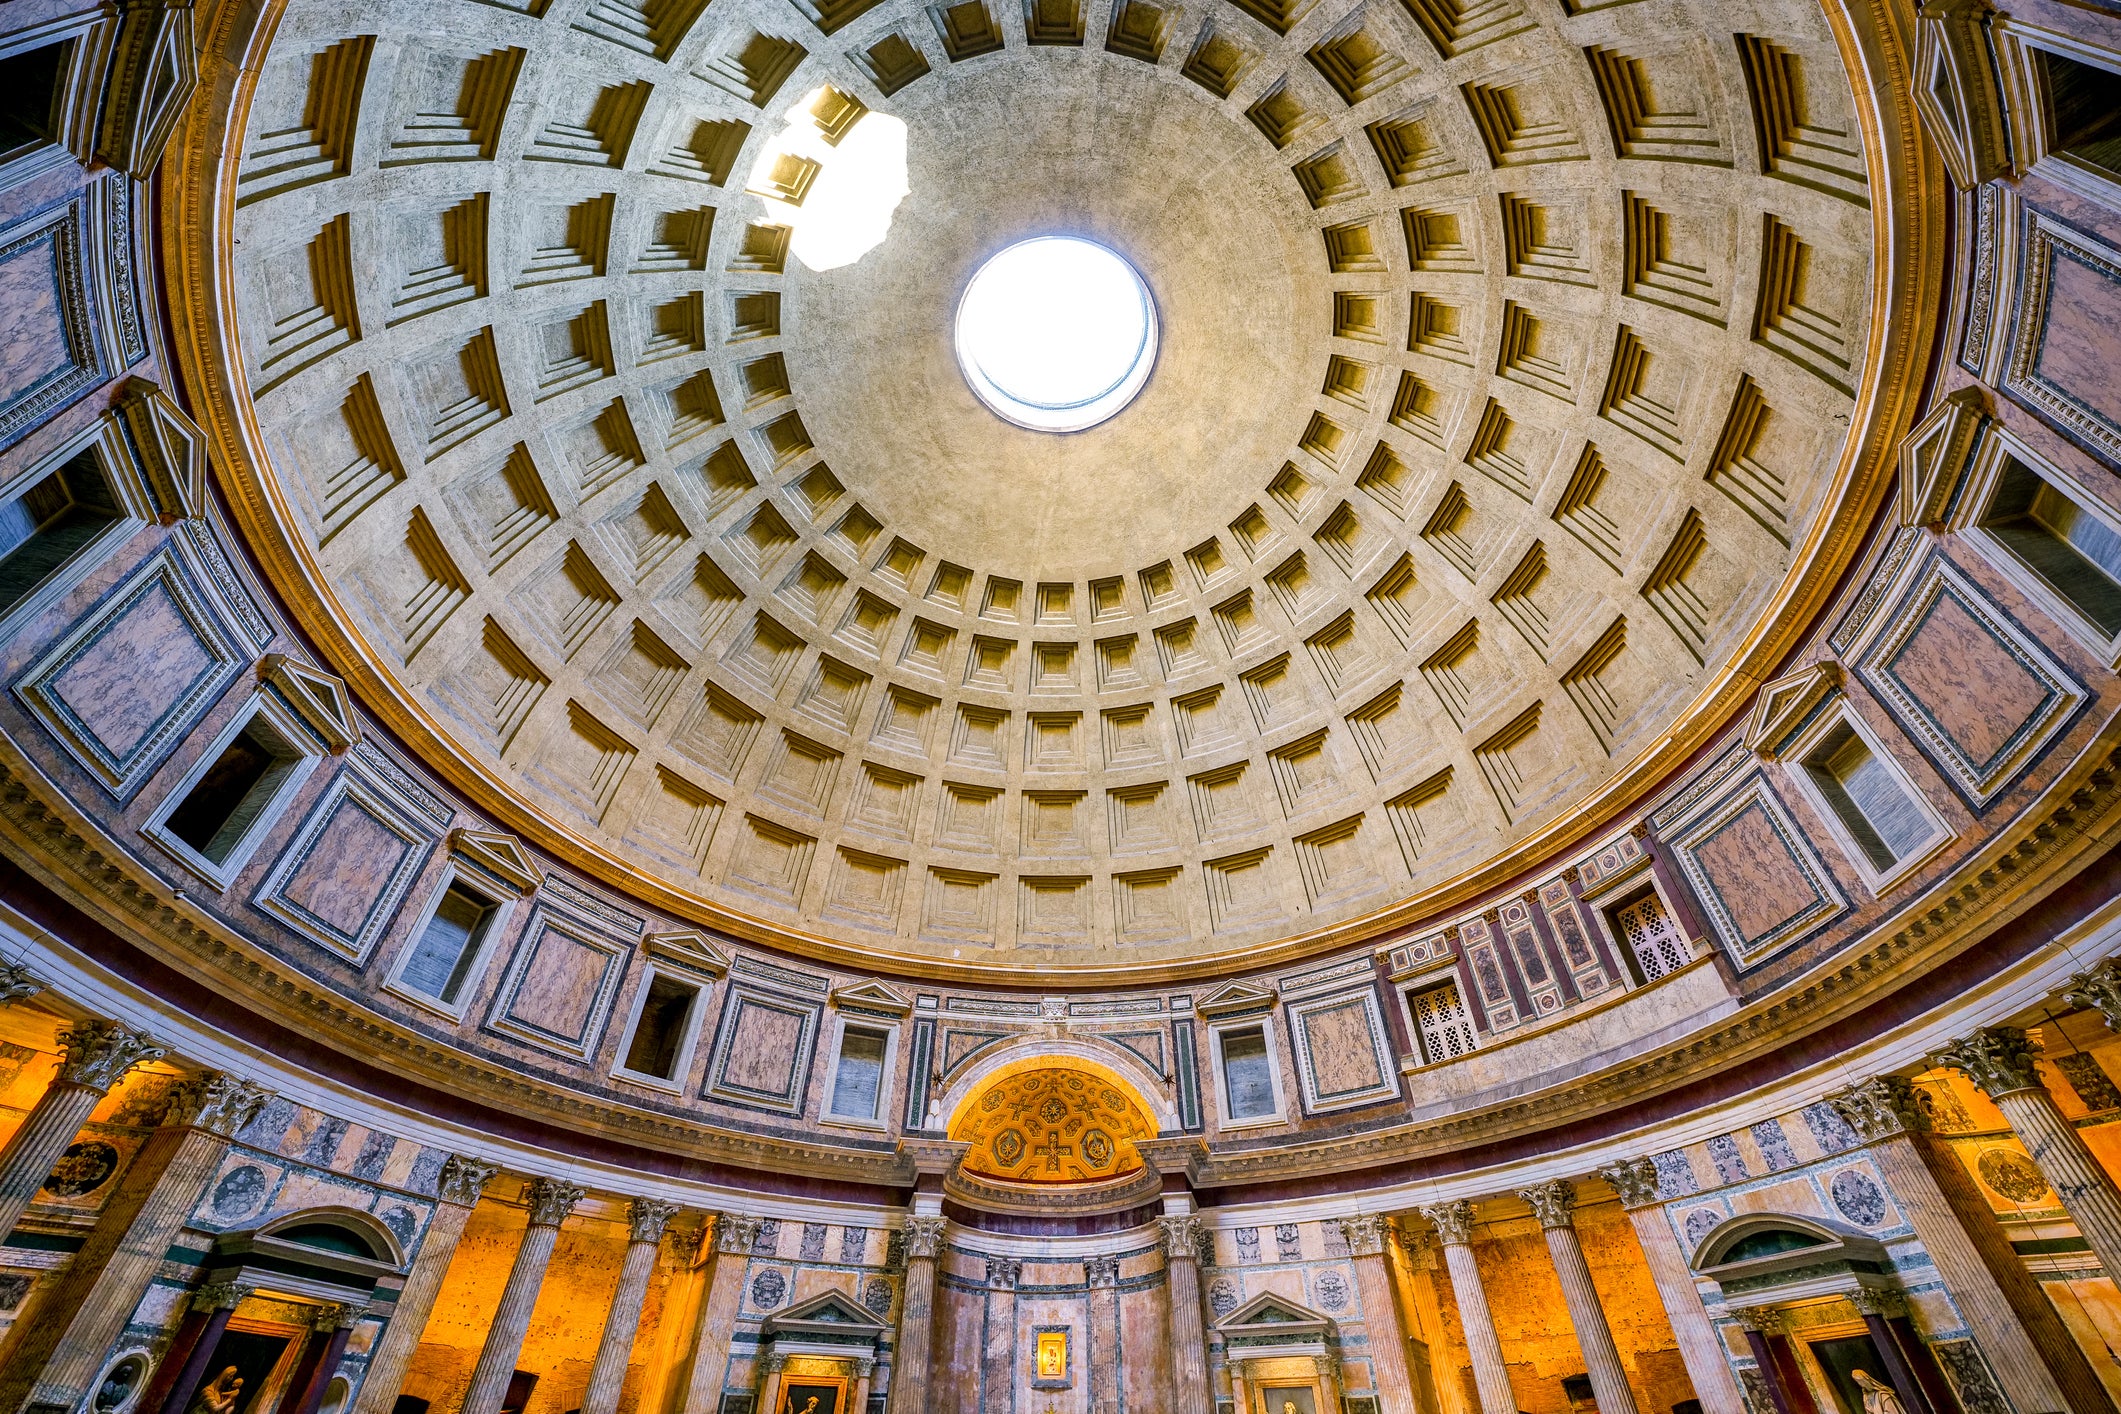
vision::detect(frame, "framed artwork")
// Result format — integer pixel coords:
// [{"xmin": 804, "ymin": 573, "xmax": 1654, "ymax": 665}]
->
[
  {"xmin": 776, "ymin": 1381, "xmax": 843, "ymax": 1414},
  {"xmin": 1032, "ymin": 1326, "xmax": 1072, "ymax": 1389},
  {"xmin": 1258, "ymin": 1388, "xmax": 1318, "ymax": 1414}
]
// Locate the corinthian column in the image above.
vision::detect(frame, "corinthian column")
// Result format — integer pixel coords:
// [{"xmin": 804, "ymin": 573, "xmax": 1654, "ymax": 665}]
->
[
  {"xmin": 1519, "ymin": 1181, "xmax": 1640, "ymax": 1414},
  {"xmin": 461, "ymin": 1177, "xmax": 584, "ymax": 1414},
  {"xmin": 581, "ymin": 1198, "xmax": 681, "ymax": 1414},
  {"xmin": 1935, "ymin": 1026, "xmax": 2121, "ymax": 1284},
  {"xmin": 0, "ymin": 1020, "xmax": 164, "ymax": 1241},
  {"xmin": 1828, "ymin": 1075, "xmax": 2107, "ymax": 1414},
  {"xmin": 354, "ymin": 1156, "xmax": 502, "ymax": 1414},
  {"xmin": 1594, "ymin": 1159, "xmax": 1745, "ymax": 1414},
  {"xmin": 677, "ymin": 1213, "xmax": 765, "ymax": 1414},
  {"xmin": 0, "ymin": 1071, "xmax": 271, "ymax": 1414},
  {"xmin": 886, "ymin": 1215, "xmax": 946, "ymax": 1414},
  {"xmin": 1336, "ymin": 1214, "xmax": 1418, "ymax": 1414},
  {"xmin": 1419, "ymin": 1201, "xmax": 1514, "ymax": 1414},
  {"xmin": 1157, "ymin": 1212, "xmax": 1213, "ymax": 1414}
]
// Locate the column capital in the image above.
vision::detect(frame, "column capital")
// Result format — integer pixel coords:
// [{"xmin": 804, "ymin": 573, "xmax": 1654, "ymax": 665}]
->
[
  {"xmin": 1846, "ymin": 1286, "xmax": 1905, "ymax": 1317},
  {"xmin": 193, "ymin": 1281, "xmax": 246, "ymax": 1312},
  {"xmin": 2065, "ymin": 957, "xmax": 2121, "ymax": 1032},
  {"xmin": 1335, "ymin": 1213, "xmax": 1394, "ymax": 1257},
  {"xmin": 55, "ymin": 1020, "xmax": 165, "ymax": 1091},
  {"xmin": 0, "ymin": 960, "xmax": 42, "ymax": 1005},
  {"xmin": 160, "ymin": 1073, "xmax": 273, "ymax": 1138},
  {"xmin": 1519, "ymin": 1178, "xmax": 1577, "ymax": 1229},
  {"xmin": 853, "ymin": 1358, "xmax": 875, "ymax": 1378},
  {"xmin": 309, "ymin": 1301, "xmax": 368, "ymax": 1331},
  {"xmin": 1596, "ymin": 1158, "xmax": 1662, "ymax": 1209},
  {"xmin": 628, "ymin": 1198, "xmax": 681, "ymax": 1245},
  {"xmin": 524, "ymin": 1177, "xmax": 585, "ymax": 1228},
  {"xmin": 1418, "ymin": 1199, "xmax": 1477, "ymax": 1246},
  {"xmin": 985, "ymin": 1256, "xmax": 1022, "ymax": 1289},
  {"xmin": 901, "ymin": 1214, "xmax": 947, "ymax": 1259},
  {"xmin": 760, "ymin": 1353, "xmax": 788, "ymax": 1374},
  {"xmin": 1156, "ymin": 1213, "xmax": 1207, "ymax": 1259},
  {"xmin": 1391, "ymin": 1219, "xmax": 1437, "ymax": 1269},
  {"xmin": 1932, "ymin": 1026, "xmax": 2044, "ymax": 1098},
  {"xmin": 436, "ymin": 1155, "xmax": 503, "ymax": 1207},
  {"xmin": 1730, "ymin": 1305, "xmax": 1785, "ymax": 1335},
  {"xmin": 1084, "ymin": 1254, "xmax": 1120, "ymax": 1287},
  {"xmin": 1827, "ymin": 1076, "xmax": 1932, "ymax": 1141},
  {"xmin": 665, "ymin": 1224, "xmax": 704, "ymax": 1267},
  {"xmin": 715, "ymin": 1212, "xmax": 767, "ymax": 1255}
]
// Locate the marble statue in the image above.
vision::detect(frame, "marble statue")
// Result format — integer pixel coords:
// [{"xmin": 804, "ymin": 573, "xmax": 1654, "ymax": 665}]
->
[{"xmin": 1852, "ymin": 1370, "xmax": 1907, "ymax": 1414}]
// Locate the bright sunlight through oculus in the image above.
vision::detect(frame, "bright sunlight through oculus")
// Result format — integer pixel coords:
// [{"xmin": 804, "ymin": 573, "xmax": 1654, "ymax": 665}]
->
[{"xmin": 955, "ymin": 238, "xmax": 1158, "ymax": 433}]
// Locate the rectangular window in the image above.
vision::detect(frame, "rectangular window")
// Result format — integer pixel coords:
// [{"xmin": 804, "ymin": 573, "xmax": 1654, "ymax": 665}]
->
[
  {"xmin": 0, "ymin": 452, "xmax": 120, "ymax": 619},
  {"xmin": 1980, "ymin": 457, "xmax": 2121, "ymax": 637},
  {"xmin": 0, "ymin": 43, "xmax": 65, "ymax": 163},
  {"xmin": 161, "ymin": 714, "xmax": 304, "ymax": 865},
  {"xmin": 1219, "ymin": 1025, "xmax": 1278, "ymax": 1120},
  {"xmin": 2041, "ymin": 49, "xmax": 2121, "ymax": 182},
  {"xmin": 621, "ymin": 974, "xmax": 699, "ymax": 1081},
  {"xmin": 1407, "ymin": 981, "xmax": 1476, "ymax": 1065},
  {"xmin": 1802, "ymin": 721, "xmax": 1935, "ymax": 872},
  {"xmin": 827, "ymin": 1026, "xmax": 890, "ymax": 1121},
  {"xmin": 1611, "ymin": 889, "xmax": 1690, "ymax": 981},
  {"xmin": 398, "ymin": 883, "xmax": 500, "ymax": 1004}
]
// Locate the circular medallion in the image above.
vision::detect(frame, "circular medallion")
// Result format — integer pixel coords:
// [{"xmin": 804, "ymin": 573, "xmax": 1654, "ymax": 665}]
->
[
  {"xmin": 750, "ymin": 1268, "xmax": 788, "ymax": 1309},
  {"xmin": 41, "ymin": 1141, "xmax": 120, "ymax": 1198},
  {"xmin": 1831, "ymin": 1169, "xmax": 1890, "ymax": 1227},
  {"xmin": 211, "ymin": 1164, "xmax": 268, "ymax": 1221},
  {"xmin": 1977, "ymin": 1148, "xmax": 2051, "ymax": 1204}
]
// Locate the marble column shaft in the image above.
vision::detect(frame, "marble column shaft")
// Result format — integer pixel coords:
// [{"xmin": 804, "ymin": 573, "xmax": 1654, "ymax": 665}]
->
[
  {"xmin": 1336, "ymin": 1215, "xmax": 1417, "ymax": 1414},
  {"xmin": 1831, "ymin": 1075, "xmax": 2098, "ymax": 1414},
  {"xmin": 1393, "ymin": 1228, "xmax": 1471, "ymax": 1414},
  {"xmin": 1420, "ymin": 1203, "xmax": 1514, "ymax": 1414},
  {"xmin": 460, "ymin": 1178, "xmax": 584, "ymax": 1414},
  {"xmin": 679, "ymin": 1214, "xmax": 766, "ymax": 1414},
  {"xmin": 0, "ymin": 1073, "xmax": 271, "ymax": 1414},
  {"xmin": 1520, "ymin": 1181, "xmax": 1640, "ymax": 1414},
  {"xmin": 582, "ymin": 1199, "xmax": 681, "ymax": 1414},
  {"xmin": 0, "ymin": 1020, "xmax": 164, "ymax": 1243},
  {"xmin": 1596, "ymin": 1160, "xmax": 1746, "ymax": 1414},
  {"xmin": 285, "ymin": 1305, "xmax": 361, "ymax": 1414},
  {"xmin": 1739, "ymin": 1326, "xmax": 1796, "ymax": 1414},
  {"xmin": 143, "ymin": 1285, "xmax": 244, "ymax": 1414},
  {"xmin": 1158, "ymin": 1215, "xmax": 1213, "ymax": 1414},
  {"xmin": 885, "ymin": 1216, "xmax": 945, "ymax": 1414},
  {"xmin": 354, "ymin": 1157, "xmax": 501, "ymax": 1414}
]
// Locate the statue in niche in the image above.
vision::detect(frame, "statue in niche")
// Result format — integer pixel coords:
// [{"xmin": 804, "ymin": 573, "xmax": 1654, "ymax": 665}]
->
[
  {"xmin": 1852, "ymin": 1371, "xmax": 1908, "ymax": 1414},
  {"xmin": 188, "ymin": 1369, "xmax": 242, "ymax": 1414}
]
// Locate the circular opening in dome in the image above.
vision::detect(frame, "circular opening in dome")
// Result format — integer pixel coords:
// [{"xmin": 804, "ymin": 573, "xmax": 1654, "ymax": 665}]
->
[{"xmin": 955, "ymin": 237, "xmax": 1157, "ymax": 432}]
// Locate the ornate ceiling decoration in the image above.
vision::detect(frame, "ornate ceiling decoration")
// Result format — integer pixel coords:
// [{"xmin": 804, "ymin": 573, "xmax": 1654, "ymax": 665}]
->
[{"xmin": 952, "ymin": 1065, "xmax": 1154, "ymax": 1183}]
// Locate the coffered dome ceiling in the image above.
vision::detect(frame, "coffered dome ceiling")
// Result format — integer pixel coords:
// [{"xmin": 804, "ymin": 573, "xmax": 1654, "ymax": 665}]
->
[{"xmin": 202, "ymin": 0, "xmax": 1886, "ymax": 975}]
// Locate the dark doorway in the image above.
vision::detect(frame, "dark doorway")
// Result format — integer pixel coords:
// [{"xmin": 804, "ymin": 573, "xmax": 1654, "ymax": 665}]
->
[
  {"xmin": 1808, "ymin": 1334, "xmax": 1897, "ymax": 1414},
  {"xmin": 197, "ymin": 1330, "xmax": 294, "ymax": 1414}
]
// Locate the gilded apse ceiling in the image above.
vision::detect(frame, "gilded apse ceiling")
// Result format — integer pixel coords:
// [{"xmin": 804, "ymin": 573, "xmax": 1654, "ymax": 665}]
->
[{"xmin": 202, "ymin": 0, "xmax": 1887, "ymax": 975}]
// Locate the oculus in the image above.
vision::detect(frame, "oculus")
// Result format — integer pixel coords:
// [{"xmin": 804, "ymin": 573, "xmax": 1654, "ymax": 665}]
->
[{"xmin": 955, "ymin": 236, "xmax": 1158, "ymax": 432}]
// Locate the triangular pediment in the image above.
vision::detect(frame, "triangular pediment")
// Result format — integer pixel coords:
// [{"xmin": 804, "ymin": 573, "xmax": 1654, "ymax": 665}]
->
[
  {"xmin": 1197, "ymin": 979, "xmax": 1277, "ymax": 1019},
  {"xmin": 117, "ymin": 379, "xmax": 208, "ymax": 522},
  {"xmin": 831, "ymin": 978, "xmax": 912, "ymax": 1016},
  {"xmin": 261, "ymin": 654, "xmax": 359, "ymax": 752},
  {"xmin": 1898, "ymin": 385, "xmax": 1988, "ymax": 529},
  {"xmin": 644, "ymin": 930, "xmax": 732, "ymax": 978},
  {"xmin": 1217, "ymin": 1291, "xmax": 1332, "ymax": 1335},
  {"xmin": 448, "ymin": 828, "xmax": 540, "ymax": 896},
  {"xmin": 763, "ymin": 1288, "xmax": 888, "ymax": 1338},
  {"xmin": 1744, "ymin": 662, "xmax": 1841, "ymax": 761}
]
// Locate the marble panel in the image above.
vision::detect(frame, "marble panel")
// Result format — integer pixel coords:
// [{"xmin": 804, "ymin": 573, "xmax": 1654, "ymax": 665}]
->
[
  {"xmin": 254, "ymin": 766, "xmax": 438, "ymax": 960},
  {"xmin": 704, "ymin": 984, "xmax": 821, "ymax": 1113},
  {"xmin": 1666, "ymin": 774, "xmax": 1845, "ymax": 964},
  {"xmin": 484, "ymin": 910, "xmax": 628, "ymax": 1057}
]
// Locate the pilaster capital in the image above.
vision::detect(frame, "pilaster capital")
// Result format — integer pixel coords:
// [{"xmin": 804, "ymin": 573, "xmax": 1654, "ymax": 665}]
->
[
  {"xmin": 902, "ymin": 1214, "xmax": 947, "ymax": 1259},
  {"xmin": 1335, "ymin": 1213, "xmax": 1392, "ymax": 1257},
  {"xmin": 309, "ymin": 1301, "xmax": 366, "ymax": 1331},
  {"xmin": 0, "ymin": 960, "xmax": 42, "ymax": 1005},
  {"xmin": 1827, "ymin": 1076, "xmax": 1932, "ymax": 1141},
  {"xmin": 1084, "ymin": 1254, "xmax": 1120, "ymax": 1287},
  {"xmin": 1932, "ymin": 1026, "xmax": 2044, "ymax": 1098},
  {"xmin": 666, "ymin": 1225, "xmax": 705, "ymax": 1266},
  {"xmin": 1311, "ymin": 1355, "xmax": 1338, "ymax": 1378},
  {"xmin": 1846, "ymin": 1286, "xmax": 1905, "ymax": 1317},
  {"xmin": 1156, "ymin": 1213, "xmax": 1207, "ymax": 1260},
  {"xmin": 2065, "ymin": 957, "xmax": 2121, "ymax": 1033},
  {"xmin": 760, "ymin": 1353, "xmax": 788, "ymax": 1374},
  {"xmin": 524, "ymin": 1177, "xmax": 585, "ymax": 1228},
  {"xmin": 1518, "ymin": 1178, "xmax": 1577, "ymax": 1230},
  {"xmin": 1418, "ymin": 1199, "xmax": 1477, "ymax": 1246},
  {"xmin": 985, "ymin": 1256, "xmax": 1022, "ymax": 1289},
  {"xmin": 192, "ymin": 1281, "xmax": 245, "ymax": 1312},
  {"xmin": 436, "ymin": 1155, "xmax": 503, "ymax": 1207},
  {"xmin": 716, "ymin": 1213, "xmax": 768, "ymax": 1255},
  {"xmin": 55, "ymin": 1020, "xmax": 166, "ymax": 1091},
  {"xmin": 160, "ymin": 1073, "xmax": 272, "ymax": 1138},
  {"xmin": 1391, "ymin": 1220, "xmax": 1437, "ymax": 1269},
  {"xmin": 1596, "ymin": 1158, "xmax": 1662, "ymax": 1209},
  {"xmin": 628, "ymin": 1197, "xmax": 682, "ymax": 1245},
  {"xmin": 1731, "ymin": 1305, "xmax": 1785, "ymax": 1335},
  {"xmin": 853, "ymin": 1359, "xmax": 874, "ymax": 1378}
]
